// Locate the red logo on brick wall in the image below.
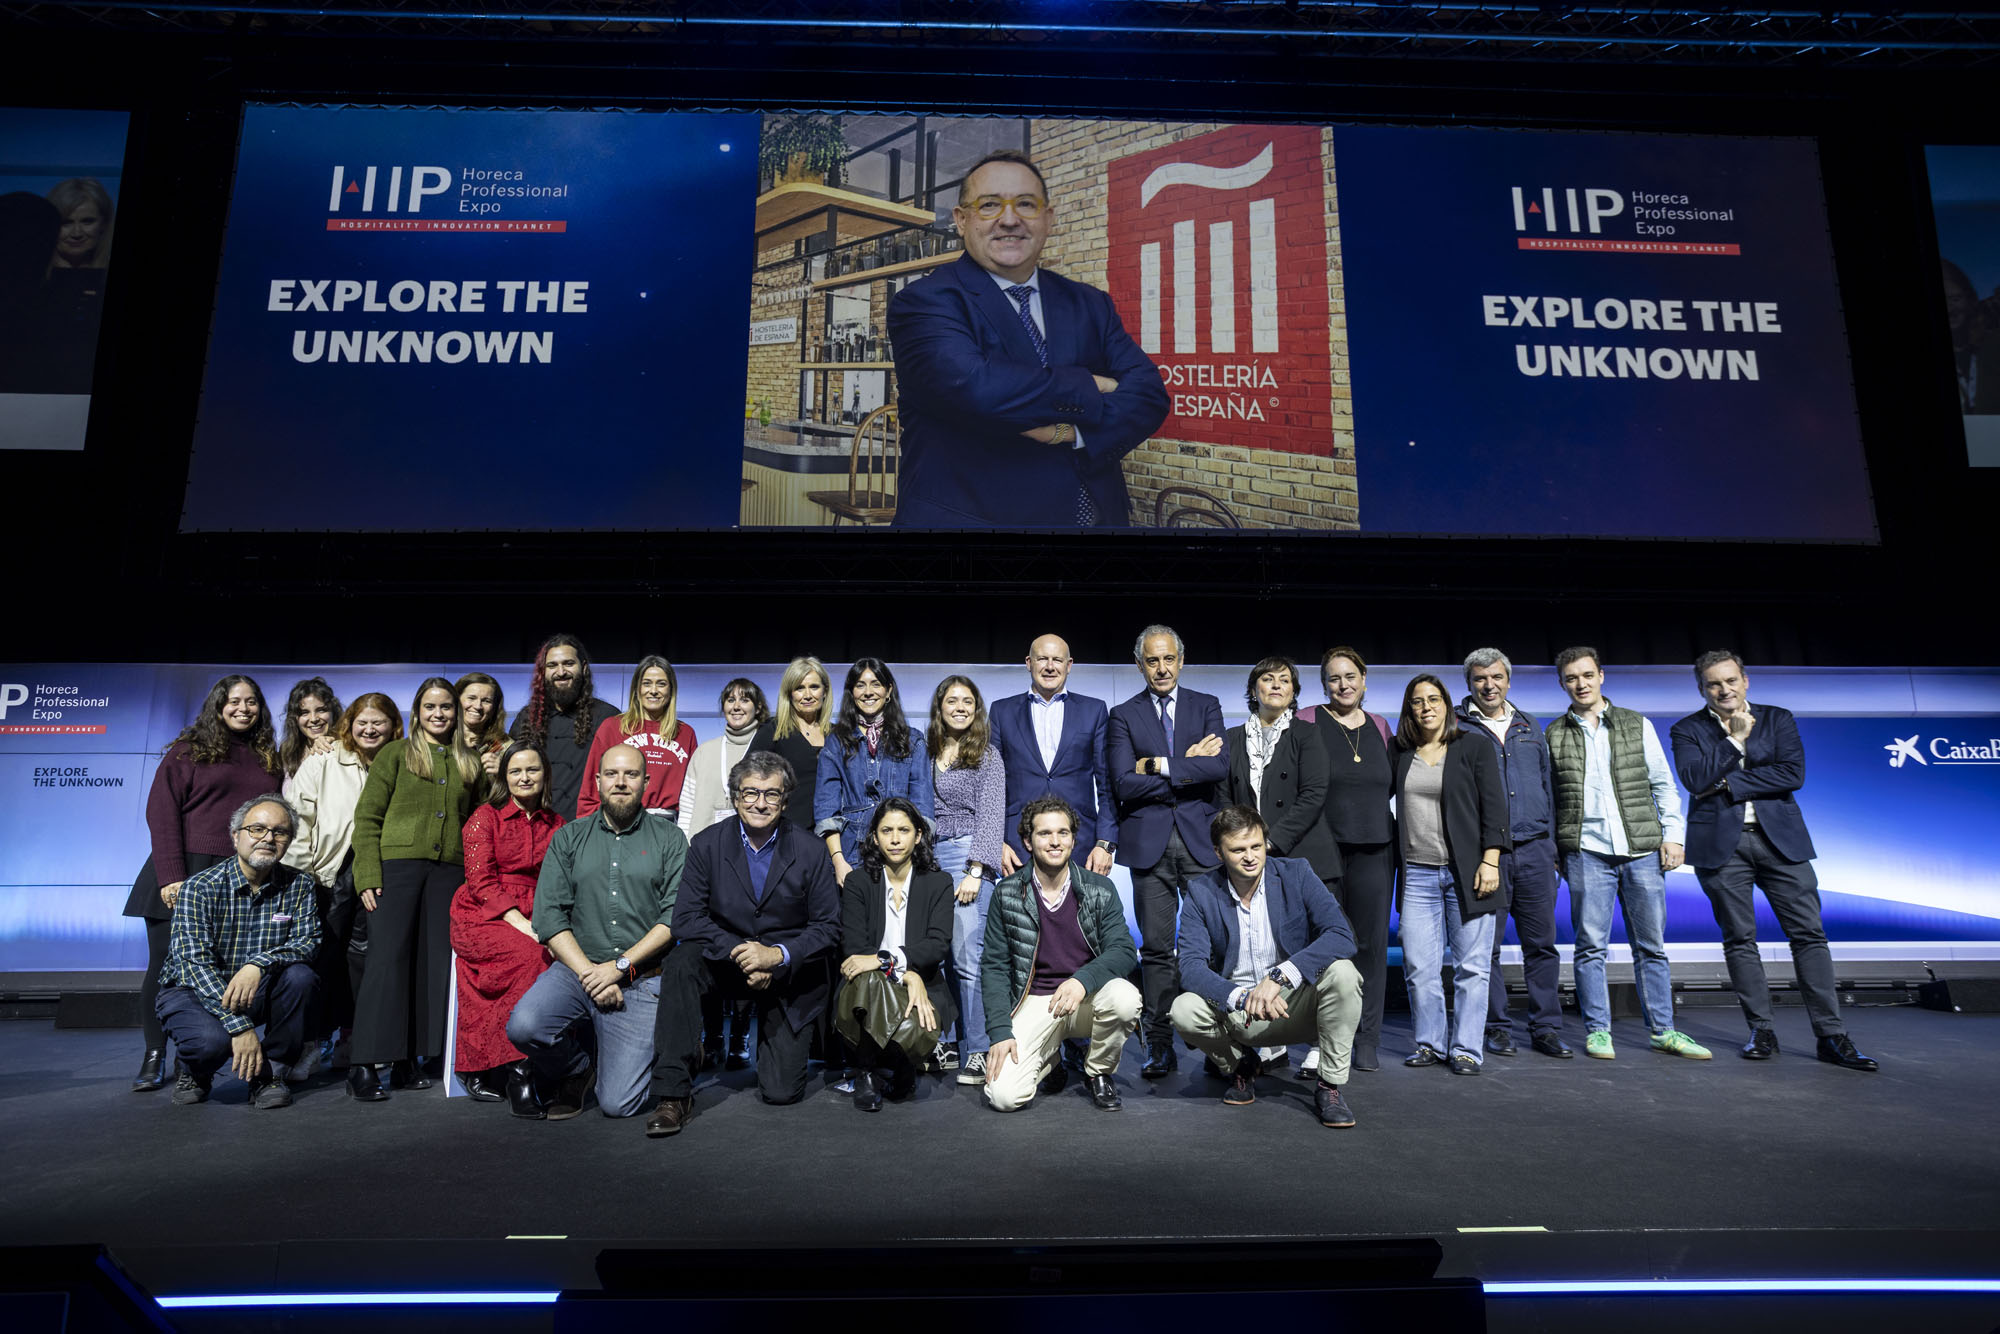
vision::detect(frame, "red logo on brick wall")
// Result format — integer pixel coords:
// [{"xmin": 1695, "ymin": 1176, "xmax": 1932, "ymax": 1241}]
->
[{"xmin": 1106, "ymin": 124, "xmax": 1333, "ymax": 456}]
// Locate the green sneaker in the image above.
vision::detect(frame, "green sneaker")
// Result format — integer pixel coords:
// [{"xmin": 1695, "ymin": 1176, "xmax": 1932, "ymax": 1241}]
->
[
  {"xmin": 1584, "ymin": 1031, "xmax": 1615, "ymax": 1060},
  {"xmin": 1650, "ymin": 1029, "xmax": 1713, "ymax": 1060}
]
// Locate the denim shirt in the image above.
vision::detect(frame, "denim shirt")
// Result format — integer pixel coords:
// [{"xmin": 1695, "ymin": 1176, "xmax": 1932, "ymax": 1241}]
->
[{"xmin": 813, "ymin": 731, "xmax": 936, "ymax": 861}]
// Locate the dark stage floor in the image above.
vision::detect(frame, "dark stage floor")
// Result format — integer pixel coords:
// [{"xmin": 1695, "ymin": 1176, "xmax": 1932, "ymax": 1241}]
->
[{"xmin": 2, "ymin": 1006, "xmax": 1997, "ymax": 1328}]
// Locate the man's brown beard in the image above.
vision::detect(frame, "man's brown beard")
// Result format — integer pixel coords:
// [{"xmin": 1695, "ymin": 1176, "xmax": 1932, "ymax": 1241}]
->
[{"xmin": 548, "ymin": 678, "xmax": 583, "ymax": 713}]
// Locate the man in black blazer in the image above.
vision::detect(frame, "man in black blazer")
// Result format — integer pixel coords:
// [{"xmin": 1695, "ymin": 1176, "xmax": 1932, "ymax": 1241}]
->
[
  {"xmin": 885, "ymin": 149, "xmax": 1168, "ymax": 528},
  {"xmin": 991, "ymin": 632, "xmax": 1119, "ymax": 877},
  {"xmin": 1668, "ymin": 651, "xmax": 1876, "ymax": 1070},
  {"xmin": 1171, "ymin": 806, "xmax": 1361, "ymax": 1127},
  {"xmin": 645, "ymin": 752, "xmax": 843, "ymax": 1135},
  {"xmin": 1107, "ymin": 624, "xmax": 1230, "ymax": 1077}
]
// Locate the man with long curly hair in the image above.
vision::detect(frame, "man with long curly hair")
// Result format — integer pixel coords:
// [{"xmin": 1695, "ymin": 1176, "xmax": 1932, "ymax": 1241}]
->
[{"xmin": 510, "ymin": 634, "xmax": 619, "ymax": 820}]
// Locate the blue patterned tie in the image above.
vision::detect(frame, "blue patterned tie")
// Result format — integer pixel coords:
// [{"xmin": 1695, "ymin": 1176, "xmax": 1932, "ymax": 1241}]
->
[
  {"xmin": 1156, "ymin": 691, "xmax": 1173, "ymax": 746},
  {"xmin": 1007, "ymin": 283, "xmax": 1097, "ymax": 527}
]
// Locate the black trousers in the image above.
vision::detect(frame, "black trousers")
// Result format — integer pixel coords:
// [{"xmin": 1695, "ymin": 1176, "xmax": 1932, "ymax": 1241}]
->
[
  {"xmin": 1696, "ymin": 828, "xmax": 1844, "ymax": 1038},
  {"xmin": 349, "ymin": 858, "xmax": 458, "ymax": 1065},
  {"xmin": 1485, "ymin": 834, "xmax": 1564, "ymax": 1034},
  {"xmin": 136, "ymin": 850, "xmax": 227, "ymax": 1050},
  {"xmin": 156, "ymin": 963, "xmax": 321, "ymax": 1078},
  {"xmin": 1333, "ymin": 839, "xmax": 1393, "ymax": 1060},
  {"xmin": 311, "ymin": 855, "xmax": 366, "ymax": 1042},
  {"xmin": 1133, "ymin": 827, "xmax": 1218, "ymax": 1046},
  {"xmin": 650, "ymin": 946, "xmax": 814, "ymax": 1105}
]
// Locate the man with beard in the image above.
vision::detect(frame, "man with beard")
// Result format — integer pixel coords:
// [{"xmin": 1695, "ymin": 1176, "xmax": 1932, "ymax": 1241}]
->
[
  {"xmin": 512, "ymin": 633, "xmax": 619, "ymax": 820},
  {"xmin": 506, "ymin": 745, "xmax": 687, "ymax": 1119},
  {"xmin": 155, "ymin": 795, "xmax": 323, "ymax": 1109}
]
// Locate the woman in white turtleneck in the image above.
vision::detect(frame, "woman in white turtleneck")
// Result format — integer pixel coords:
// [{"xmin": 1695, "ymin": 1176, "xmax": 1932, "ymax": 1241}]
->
[{"xmin": 679, "ymin": 678, "xmax": 771, "ymax": 836}]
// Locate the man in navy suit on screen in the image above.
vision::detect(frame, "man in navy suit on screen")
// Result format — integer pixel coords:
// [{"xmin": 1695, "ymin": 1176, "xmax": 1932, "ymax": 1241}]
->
[
  {"xmin": 991, "ymin": 633, "xmax": 1119, "ymax": 880},
  {"xmin": 886, "ymin": 149, "xmax": 1168, "ymax": 528},
  {"xmin": 1667, "ymin": 650, "xmax": 1876, "ymax": 1071}
]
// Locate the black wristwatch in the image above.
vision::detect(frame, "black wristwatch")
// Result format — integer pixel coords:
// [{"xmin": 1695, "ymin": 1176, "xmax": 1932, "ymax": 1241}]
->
[{"xmin": 1265, "ymin": 966, "xmax": 1288, "ymax": 987}]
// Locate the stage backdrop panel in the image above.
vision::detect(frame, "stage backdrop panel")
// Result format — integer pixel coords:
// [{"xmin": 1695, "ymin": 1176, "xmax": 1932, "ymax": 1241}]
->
[
  {"xmin": 181, "ymin": 104, "xmax": 760, "ymax": 531},
  {"xmin": 4, "ymin": 661, "xmax": 1995, "ymax": 979},
  {"xmin": 1928, "ymin": 144, "xmax": 2000, "ymax": 467}
]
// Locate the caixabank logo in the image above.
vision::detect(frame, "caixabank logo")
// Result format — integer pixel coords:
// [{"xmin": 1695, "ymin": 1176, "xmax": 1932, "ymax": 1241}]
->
[
  {"xmin": 325, "ymin": 162, "xmax": 571, "ymax": 234},
  {"xmin": 1511, "ymin": 183, "xmax": 1742, "ymax": 258},
  {"xmin": 1885, "ymin": 734, "xmax": 2000, "ymax": 768}
]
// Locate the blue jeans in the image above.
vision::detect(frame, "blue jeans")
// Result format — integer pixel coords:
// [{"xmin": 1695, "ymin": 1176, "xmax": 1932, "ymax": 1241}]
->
[
  {"xmin": 1398, "ymin": 864, "xmax": 1497, "ymax": 1062},
  {"xmin": 505, "ymin": 965, "xmax": 660, "ymax": 1118},
  {"xmin": 1566, "ymin": 848, "xmax": 1674, "ymax": 1036},
  {"xmin": 934, "ymin": 834, "xmax": 991, "ymax": 1055}
]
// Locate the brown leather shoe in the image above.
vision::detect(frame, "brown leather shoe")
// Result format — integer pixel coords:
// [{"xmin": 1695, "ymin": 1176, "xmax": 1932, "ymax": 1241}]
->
[{"xmin": 644, "ymin": 1095, "xmax": 693, "ymax": 1137}]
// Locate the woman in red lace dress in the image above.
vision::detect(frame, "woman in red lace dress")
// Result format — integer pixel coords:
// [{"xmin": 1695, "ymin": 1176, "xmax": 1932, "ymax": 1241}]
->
[{"xmin": 450, "ymin": 740, "xmax": 563, "ymax": 1109}]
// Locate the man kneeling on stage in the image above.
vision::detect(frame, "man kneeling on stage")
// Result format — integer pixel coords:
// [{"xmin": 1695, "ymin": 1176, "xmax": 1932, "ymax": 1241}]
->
[
  {"xmin": 981, "ymin": 796, "xmax": 1141, "ymax": 1112},
  {"xmin": 1170, "ymin": 805, "xmax": 1363, "ymax": 1127},
  {"xmin": 156, "ymin": 795, "xmax": 322, "ymax": 1109}
]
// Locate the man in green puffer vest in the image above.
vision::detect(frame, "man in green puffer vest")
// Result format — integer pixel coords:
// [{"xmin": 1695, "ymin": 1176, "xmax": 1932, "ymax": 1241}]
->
[{"xmin": 1546, "ymin": 647, "xmax": 1710, "ymax": 1063}]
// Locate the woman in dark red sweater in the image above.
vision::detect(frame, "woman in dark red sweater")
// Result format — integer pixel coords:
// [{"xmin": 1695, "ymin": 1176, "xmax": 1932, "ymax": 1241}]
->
[{"xmin": 125, "ymin": 675, "xmax": 283, "ymax": 1091}]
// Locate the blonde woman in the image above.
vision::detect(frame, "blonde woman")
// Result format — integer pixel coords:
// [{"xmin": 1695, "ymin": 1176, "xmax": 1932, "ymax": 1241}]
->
[
  {"xmin": 581, "ymin": 655, "xmax": 697, "ymax": 820},
  {"xmin": 751, "ymin": 656, "xmax": 830, "ymax": 832}
]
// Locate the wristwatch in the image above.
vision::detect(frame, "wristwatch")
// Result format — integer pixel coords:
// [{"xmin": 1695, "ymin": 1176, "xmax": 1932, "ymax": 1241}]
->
[
  {"xmin": 615, "ymin": 954, "xmax": 633, "ymax": 983},
  {"xmin": 1265, "ymin": 966, "xmax": 1288, "ymax": 987},
  {"xmin": 1095, "ymin": 840, "xmax": 1116, "ymax": 853}
]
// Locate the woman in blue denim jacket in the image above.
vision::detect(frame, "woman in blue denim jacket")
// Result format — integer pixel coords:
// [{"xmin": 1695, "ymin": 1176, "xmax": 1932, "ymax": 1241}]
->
[{"xmin": 815, "ymin": 658, "xmax": 935, "ymax": 883}]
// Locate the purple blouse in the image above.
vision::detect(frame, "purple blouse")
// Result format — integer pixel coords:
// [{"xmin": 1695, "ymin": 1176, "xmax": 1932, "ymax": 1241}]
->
[{"xmin": 933, "ymin": 747, "xmax": 1007, "ymax": 879}]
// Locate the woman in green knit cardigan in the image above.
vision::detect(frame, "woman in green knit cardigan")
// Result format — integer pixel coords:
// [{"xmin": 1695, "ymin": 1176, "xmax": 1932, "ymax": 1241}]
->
[{"xmin": 346, "ymin": 676, "xmax": 486, "ymax": 1101}]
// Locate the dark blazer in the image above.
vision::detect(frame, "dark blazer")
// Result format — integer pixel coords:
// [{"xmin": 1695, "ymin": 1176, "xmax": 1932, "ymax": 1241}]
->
[
  {"xmin": 1177, "ymin": 856, "xmax": 1357, "ymax": 1009},
  {"xmin": 1108, "ymin": 687, "xmax": 1231, "ymax": 870},
  {"xmin": 839, "ymin": 866, "xmax": 958, "ymax": 1034},
  {"xmin": 1223, "ymin": 720, "xmax": 1343, "ymax": 883},
  {"xmin": 885, "ymin": 254, "xmax": 1169, "ymax": 528},
  {"xmin": 671, "ymin": 817, "xmax": 841, "ymax": 1032},
  {"xmin": 1391, "ymin": 732, "xmax": 1511, "ymax": 920},
  {"xmin": 1668, "ymin": 703, "xmax": 1816, "ymax": 869},
  {"xmin": 989, "ymin": 689, "xmax": 1117, "ymax": 860}
]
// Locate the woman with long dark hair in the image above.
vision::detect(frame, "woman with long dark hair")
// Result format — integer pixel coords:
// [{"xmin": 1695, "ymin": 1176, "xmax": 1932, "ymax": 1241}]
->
[
  {"xmin": 286, "ymin": 692, "xmax": 403, "ymax": 1069},
  {"xmin": 279, "ymin": 677, "xmax": 343, "ymax": 787},
  {"xmin": 751, "ymin": 656, "xmax": 830, "ymax": 833},
  {"xmin": 125, "ymin": 675, "xmax": 281, "ymax": 1091},
  {"xmin": 1391, "ymin": 673, "xmax": 1508, "ymax": 1076},
  {"xmin": 456, "ymin": 672, "xmax": 509, "ymax": 783},
  {"xmin": 815, "ymin": 659, "xmax": 935, "ymax": 884},
  {"xmin": 450, "ymin": 740, "xmax": 563, "ymax": 1110},
  {"xmin": 581, "ymin": 655, "xmax": 697, "ymax": 821},
  {"xmin": 347, "ymin": 677, "xmax": 483, "ymax": 1100},
  {"xmin": 833, "ymin": 797, "xmax": 955, "ymax": 1111},
  {"xmin": 925, "ymin": 674, "xmax": 1006, "ymax": 1083}
]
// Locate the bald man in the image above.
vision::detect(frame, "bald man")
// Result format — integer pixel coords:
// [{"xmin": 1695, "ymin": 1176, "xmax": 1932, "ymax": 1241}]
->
[
  {"xmin": 991, "ymin": 634, "xmax": 1119, "ymax": 879},
  {"xmin": 506, "ymin": 744, "xmax": 688, "ymax": 1119}
]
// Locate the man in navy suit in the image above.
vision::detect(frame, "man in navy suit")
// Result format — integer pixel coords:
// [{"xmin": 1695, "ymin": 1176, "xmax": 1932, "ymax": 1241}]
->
[
  {"xmin": 1668, "ymin": 651, "xmax": 1876, "ymax": 1071},
  {"xmin": 991, "ymin": 632, "xmax": 1119, "ymax": 879},
  {"xmin": 644, "ymin": 751, "xmax": 842, "ymax": 1135},
  {"xmin": 1171, "ymin": 805, "xmax": 1361, "ymax": 1126},
  {"xmin": 885, "ymin": 149, "xmax": 1168, "ymax": 528},
  {"xmin": 1108, "ymin": 624, "xmax": 1230, "ymax": 1076}
]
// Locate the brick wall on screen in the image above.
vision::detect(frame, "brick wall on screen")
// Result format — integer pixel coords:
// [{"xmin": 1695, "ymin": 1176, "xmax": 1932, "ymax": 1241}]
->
[{"xmin": 1035, "ymin": 120, "xmax": 1357, "ymax": 530}]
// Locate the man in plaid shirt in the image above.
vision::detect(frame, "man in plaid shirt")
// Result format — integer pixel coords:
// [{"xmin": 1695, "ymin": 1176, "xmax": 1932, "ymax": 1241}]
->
[{"xmin": 156, "ymin": 794, "xmax": 323, "ymax": 1108}]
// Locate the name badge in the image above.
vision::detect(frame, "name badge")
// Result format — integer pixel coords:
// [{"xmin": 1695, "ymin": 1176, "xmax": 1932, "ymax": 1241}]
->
[{"xmin": 272, "ymin": 913, "xmax": 294, "ymax": 925}]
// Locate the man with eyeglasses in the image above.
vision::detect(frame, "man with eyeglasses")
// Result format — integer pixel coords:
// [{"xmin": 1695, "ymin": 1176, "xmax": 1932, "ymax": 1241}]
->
[
  {"xmin": 887, "ymin": 147, "xmax": 1168, "ymax": 529},
  {"xmin": 646, "ymin": 751, "xmax": 841, "ymax": 1136},
  {"xmin": 155, "ymin": 795, "xmax": 323, "ymax": 1109}
]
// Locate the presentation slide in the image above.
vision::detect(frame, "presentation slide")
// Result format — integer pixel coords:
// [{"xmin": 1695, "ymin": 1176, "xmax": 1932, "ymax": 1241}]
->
[
  {"xmin": 183, "ymin": 106, "xmax": 1876, "ymax": 538},
  {"xmin": 1928, "ymin": 144, "xmax": 2000, "ymax": 467},
  {"xmin": 0, "ymin": 107, "xmax": 128, "ymax": 452}
]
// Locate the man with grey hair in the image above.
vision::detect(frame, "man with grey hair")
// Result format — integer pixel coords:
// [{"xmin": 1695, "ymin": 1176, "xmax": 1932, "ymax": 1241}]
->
[
  {"xmin": 1108, "ymin": 623, "xmax": 1229, "ymax": 1077},
  {"xmin": 1457, "ymin": 648, "xmax": 1569, "ymax": 1057},
  {"xmin": 1668, "ymin": 650, "xmax": 1876, "ymax": 1069},
  {"xmin": 155, "ymin": 794, "xmax": 323, "ymax": 1108}
]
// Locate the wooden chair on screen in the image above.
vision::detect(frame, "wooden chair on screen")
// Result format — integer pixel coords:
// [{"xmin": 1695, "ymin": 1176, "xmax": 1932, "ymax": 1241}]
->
[
  {"xmin": 806, "ymin": 404, "xmax": 899, "ymax": 526},
  {"xmin": 1153, "ymin": 485, "xmax": 1241, "ymax": 529}
]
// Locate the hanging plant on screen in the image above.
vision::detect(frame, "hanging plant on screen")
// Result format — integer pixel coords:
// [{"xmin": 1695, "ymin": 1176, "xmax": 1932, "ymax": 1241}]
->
[{"xmin": 762, "ymin": 114, "xmax": 849, "ymax": 188}]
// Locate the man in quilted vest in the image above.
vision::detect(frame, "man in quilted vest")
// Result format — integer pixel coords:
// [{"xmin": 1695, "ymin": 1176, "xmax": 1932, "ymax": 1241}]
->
[{"xmin": 1546, "ymin": 647, "xmax": 1710, "ymax": 1062}]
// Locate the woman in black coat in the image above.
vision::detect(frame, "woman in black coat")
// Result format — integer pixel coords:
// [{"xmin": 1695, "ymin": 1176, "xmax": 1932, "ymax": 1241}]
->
[
  {"xmin": 1391, "ymin": 674, "xmax": 1509, "ymax": 1076},
  {"xmin": 833, "ymin": 796, "xmax": 957, "ymax": 1112}
]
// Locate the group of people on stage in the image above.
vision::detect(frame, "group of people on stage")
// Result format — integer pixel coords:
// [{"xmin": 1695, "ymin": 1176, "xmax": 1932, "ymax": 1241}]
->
[{"xmin": 128, "ymin": 627, "xmax": 1877, "ymax": 1127}]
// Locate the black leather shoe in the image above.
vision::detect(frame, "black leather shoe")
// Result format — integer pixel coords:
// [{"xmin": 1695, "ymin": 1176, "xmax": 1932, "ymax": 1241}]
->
[
  {"xmin": 1038, "ymin": 1063, "xmax": 1069, "ymax": 1098},
  {"xmin": 1140, "ymin": 1043, "xmax": 1178, "ymax": 1079},
  {"xmin": 1403, "ymin": 1044, "xmax": 1443, "ymax": 1068},
  {"xmin": 459, "ymin": 1068, "xmax": 505, "ymax": 1102},
  {"xmin": 644, "ymin": 1095, "xmax": 692, "ymax": 1137},
  {"xmin": 346, "ymin": 1064, "xmax": 389, "ymax": 1102},
  {"xmin": 391, "ymin": 1060, "xmax": 432, "ymax": 1091},
  {"xmin": 1315, "ymin": 1080, "xmax": 1356, "ymax": 1128},
  {"xmin": 1087, "ymin": 1073, "xmax": 1122, "ymax": 1110},
  {"xmin": 852, "ymin": 1070, "xmax": 883, "ymax": 1112},
  {"xmin": 133, "ymin": 1049, "xmax": 167, "ymax": 1092},
  {"xmin": 1061, "ymin": 1039, "xmax": 1087, "ymax": 1074},
  {"xmin": 1485, "ymin": 1028, "xmax": 1517, "ymax": 1057},
  {"xmin": 1223, "ymin": 1052, "xmax": 1259, "ymax": 1105},
  {"xmin": 884, "ymin": 1056, "xmax": 918, "ymax": 1102},
  {"xmin": 1742, "ymin": 1028, "xmax": 1780, "ymax": 1060},
  {"xmin": 726, "ymin": 1031, "xmax": 751, "ymax": 1071},
  {"xmin": 506, "ymin": 1062, "xmax": 545, "ymax": 1119},
  {"xmin": 1816, "ymin": 1033, "xmax": 1878, "ymax": 1071},
  {"xmin": 545, "ymin": 1067, "xmax": 596, "ymax": 1119},
  {"xmin": 701, "ymin": 1040, "xmax": 723, "ymax": 1074},
  {"xmin": 1448, "ymin": 1053, "xmax": 1481, "ymax": 1076},
  {"xmin": 1530, "ymin": 1030, "xmax": 1574, "ymax": 1058}
]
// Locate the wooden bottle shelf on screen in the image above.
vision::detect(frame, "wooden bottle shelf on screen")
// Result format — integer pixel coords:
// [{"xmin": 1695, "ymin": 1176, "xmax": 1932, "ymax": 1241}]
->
[
  {"xmin": 793, "ymin": 362, "xmax": 896, "ymax": 370},
  {"xmin": 810, "ymin": 251, "xmax": 958, "ymax": 293}
]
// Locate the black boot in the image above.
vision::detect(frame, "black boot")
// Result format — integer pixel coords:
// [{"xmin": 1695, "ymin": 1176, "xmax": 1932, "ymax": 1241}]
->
[
  {"xmin": 346, "ymin": 1064, "xmax": 389, "ymax": 1102},
  {"xmin": 460, "ymin": 1067, "xmax": 506, "ymax": 1102},
  {"xmin": 506, "ymin": 1061, "xmax": 545, "ymax": 1119},
  {"xmin": 132, "ymin": 1048, "xmax": 167, "ymax": 1092}
]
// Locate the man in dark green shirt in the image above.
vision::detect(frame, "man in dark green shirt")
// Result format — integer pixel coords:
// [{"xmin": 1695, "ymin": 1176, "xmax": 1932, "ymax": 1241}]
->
[{"xmin": 506, "ymin": 744, "xmax": 686, "ymax": 1119}]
